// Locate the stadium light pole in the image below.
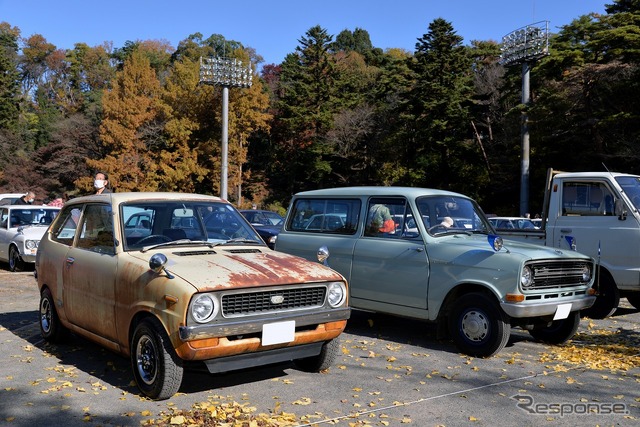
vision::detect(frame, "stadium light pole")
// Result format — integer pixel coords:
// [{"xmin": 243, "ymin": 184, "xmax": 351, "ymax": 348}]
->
[
  {"xmin": 199, "ymin": 57, "xmax": 252, "ymax": 200},
  {"xmin": 500, "ymin": 21, "xmax": 549, "ymax": 216}
]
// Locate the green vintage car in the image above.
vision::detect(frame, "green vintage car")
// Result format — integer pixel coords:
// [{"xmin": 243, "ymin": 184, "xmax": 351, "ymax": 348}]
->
[{"xmin": 275, "ymin": 187, "xmax": 597, "ymax": 357}]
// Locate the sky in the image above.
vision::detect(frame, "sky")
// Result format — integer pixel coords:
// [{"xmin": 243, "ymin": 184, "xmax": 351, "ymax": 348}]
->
[{"xmin": 2, "ymin": 0, "xmax": 608, "ymax": 69}]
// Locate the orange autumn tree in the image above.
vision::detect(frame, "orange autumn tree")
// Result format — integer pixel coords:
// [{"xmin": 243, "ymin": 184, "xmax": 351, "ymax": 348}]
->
[
  {"xmin": 156, "ymin": 57, "xmax": 208, "ymax": 192},
  {"xmin": 83, "ymin": 48, "xmax": 162, "ymax": 192}
]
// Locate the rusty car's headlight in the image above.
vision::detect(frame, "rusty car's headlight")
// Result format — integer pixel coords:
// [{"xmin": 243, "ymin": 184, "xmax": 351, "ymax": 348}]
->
[
  {"xmin": 190, "ymin": 294, "xmax": 218, "ymax": 323},
  {"xmin": 327, "ymin": 282, "xmax": 346, "ymax": 308}
]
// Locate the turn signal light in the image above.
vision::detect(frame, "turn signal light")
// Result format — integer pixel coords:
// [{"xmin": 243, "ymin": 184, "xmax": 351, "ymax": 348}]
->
[{"xmin": 505, "ymin": 293, "xmax": 525, "ymax": 302}]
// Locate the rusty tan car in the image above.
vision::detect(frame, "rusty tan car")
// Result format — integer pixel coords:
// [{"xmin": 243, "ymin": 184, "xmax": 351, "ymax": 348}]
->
[{"xmin": 35, "ymin": 192, "xmax": 350, "ymax": 400}]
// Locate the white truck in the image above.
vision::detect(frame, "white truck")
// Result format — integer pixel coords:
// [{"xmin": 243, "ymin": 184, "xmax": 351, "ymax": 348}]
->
[{"xmin": 496, "ymin": 168, "xmax": 640, "ymax": 318}]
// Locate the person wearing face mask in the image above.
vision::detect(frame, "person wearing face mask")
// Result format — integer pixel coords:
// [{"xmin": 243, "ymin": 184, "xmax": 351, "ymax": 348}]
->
[
  {"xmin": 94, "ymin": 172, "xmax": 112, "ymax": 195},
  {"xmin": 13, "ymin": 191, "xmax": 36, "ymax": 205}
]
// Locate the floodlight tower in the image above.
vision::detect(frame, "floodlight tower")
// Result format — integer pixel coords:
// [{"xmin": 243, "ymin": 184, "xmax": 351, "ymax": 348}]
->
[
  {"xmin": 199, "ymin": 57, "xmax": 253, "ymax": 200},
  {"xmin": 500, "ymin": 21, "xmax": 549, "ymax": 216}
]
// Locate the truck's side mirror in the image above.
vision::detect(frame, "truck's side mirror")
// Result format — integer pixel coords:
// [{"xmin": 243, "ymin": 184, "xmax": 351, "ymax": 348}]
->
[{"xmin": 615, "ymin": 198, "xmax": 627, "ymax": 220}]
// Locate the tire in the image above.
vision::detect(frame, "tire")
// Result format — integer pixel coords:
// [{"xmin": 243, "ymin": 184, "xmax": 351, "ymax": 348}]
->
[
  {"xmin": 528, "ymin": 311, "xmax": 580, "ymax": 344},
  {"xmin": 294, "ymin": 339, "xmax": 340, "ymax": 372},
  {"xmin": 448, "ymin": 292, "xmax": 511, "ymax": 358},
  {"xmin": 131, "ymin": 318, "xmax": 183, "ymax": 400},
  {"xmin": 8, "ymin": 245, "xmax": 23, "ymax": 272},
  {"xmin": 625, "ymin": 294, "xmax": 640, "ymax": 311},
  {"xmin": 581, "ymin": 274, "xmax": 619, "ymax": 319},
  {"xmin": 39, "ymin": 288, "xmax": 67, "ymax": 342}
]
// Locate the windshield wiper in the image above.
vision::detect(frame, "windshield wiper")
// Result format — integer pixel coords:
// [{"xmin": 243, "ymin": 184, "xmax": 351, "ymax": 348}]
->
[
  {"xmin": 214, "ymin": 237, "xmax": 263, "ymax": 246},
  {"xmin": 141, "ymin": 239, "xmax": 215, "ymax": 253}
]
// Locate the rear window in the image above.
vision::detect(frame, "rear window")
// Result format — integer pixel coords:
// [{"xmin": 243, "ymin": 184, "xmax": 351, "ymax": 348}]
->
[{"xmin": 287, "ymin": 198, "xmax": 360, "ymax": 235}]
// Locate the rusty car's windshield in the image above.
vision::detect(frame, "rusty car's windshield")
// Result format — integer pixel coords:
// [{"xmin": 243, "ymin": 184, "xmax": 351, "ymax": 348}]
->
[{"xmin": 121, "ymin": 201, "xmax": 263, "ymax": 251}]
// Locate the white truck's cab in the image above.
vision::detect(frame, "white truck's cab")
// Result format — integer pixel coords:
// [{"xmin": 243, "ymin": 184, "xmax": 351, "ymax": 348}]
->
[{"xmin": 498, "ymin": 169, "xmax": 640, "ymax": 318}]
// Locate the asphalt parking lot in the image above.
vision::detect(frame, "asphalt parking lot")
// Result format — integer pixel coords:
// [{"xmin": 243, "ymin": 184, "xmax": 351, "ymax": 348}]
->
[{"xmin": 1, "ymin": 268, "xmax": 639, "ymax": 427}]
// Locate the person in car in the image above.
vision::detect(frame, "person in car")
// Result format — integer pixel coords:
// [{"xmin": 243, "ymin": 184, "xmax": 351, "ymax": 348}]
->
[{"xmin": 367, "ymin": 204, "xmax": 396, "ymax": 234}]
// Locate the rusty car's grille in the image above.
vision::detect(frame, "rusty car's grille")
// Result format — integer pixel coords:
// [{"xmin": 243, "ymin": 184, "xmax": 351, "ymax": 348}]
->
[
  {"xmin": 222, "ymin": 286, "xmax": 326, "ymax": 317},
  {"xmin": 526, "ymin": 260, "xmax": 592, "ymax": 290}
]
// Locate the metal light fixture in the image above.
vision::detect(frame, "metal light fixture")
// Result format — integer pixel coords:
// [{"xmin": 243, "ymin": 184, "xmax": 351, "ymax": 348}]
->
[
  {"xmin": 200, "ymin": 57, "xmax": 253, "ymax": 200},
  {"xmin": 500, "ymin": 21, "xmax": 549, "ymax": 217}
]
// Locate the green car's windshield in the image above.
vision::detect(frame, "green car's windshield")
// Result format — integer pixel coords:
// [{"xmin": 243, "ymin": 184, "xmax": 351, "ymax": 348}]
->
[{"xmin": 416, "ymin": 195, "xmax": 492, "ymax": 236}]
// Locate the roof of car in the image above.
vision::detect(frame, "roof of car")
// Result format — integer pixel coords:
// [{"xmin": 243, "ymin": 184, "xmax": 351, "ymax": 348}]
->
[
  {"xmin": 294, "ymin": 186, "xmax": 468, "ymax": 199},
  {"xmin": 65, "ymin": 192, "xmax": 224, "ymax": 205}
]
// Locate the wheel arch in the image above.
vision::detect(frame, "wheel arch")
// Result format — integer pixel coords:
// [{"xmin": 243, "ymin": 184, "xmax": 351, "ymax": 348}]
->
[
  {"xmin": 126, "ymin": 311, "xmax": 163, "ymax": 357},
  {"xmin": 435, "ymin": 283, "xmax": 503, "ymax": 338}
]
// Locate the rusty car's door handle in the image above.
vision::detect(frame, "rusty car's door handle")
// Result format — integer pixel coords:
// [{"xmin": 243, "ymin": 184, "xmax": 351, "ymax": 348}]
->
[{"xmin": 65, "ymin": 257, "xmax": 75, "ymax": 265}]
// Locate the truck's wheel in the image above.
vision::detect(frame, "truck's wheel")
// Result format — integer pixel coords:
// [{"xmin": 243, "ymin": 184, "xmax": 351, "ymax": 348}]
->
[
  {"xmin": 625, "ymin": 294, "xmax": 640, "ymax": 311},
  {"xmin": 294, "ymin": 339, "xmax": 340, "ymax": 372},
  {"xmin": 581, "ymin": 274, "xmax": 619, "ymax": 319},
  {"xmin": 528, "ymin": 311, "xmax": 580, "ymax": 344},
  {"xmin": 39, "ymin": 288, "xmax": 67, "ymax": 342},
  {"xmin": 448, "ymin": 293, "xmax": 510, "ymax": 357},
  {"xmin": 131, "ymin": 318, "xmax": 183, "ymax": 400}
]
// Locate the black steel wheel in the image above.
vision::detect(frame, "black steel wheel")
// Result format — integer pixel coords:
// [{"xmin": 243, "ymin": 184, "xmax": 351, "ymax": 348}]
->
[
  {"xmin": 131, "ymin": 318, "xmax": 183, "ymax": 400},
  {"xmin": 39, "ymin": 287, "xmax": 67, "ymax": 342}
]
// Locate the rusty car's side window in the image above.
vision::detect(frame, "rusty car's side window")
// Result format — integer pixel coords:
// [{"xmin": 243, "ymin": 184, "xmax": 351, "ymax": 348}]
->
[
  {"xmin": 288, "ymin": 198, "xmax": 360, "ymax": 234},
  {"xmin": 77, "ymin": 204, "xmax": 115, "ymax": 254},
  {"xmin": 51, "ymin": 207, "xmax": 83, "ymax": 245}
]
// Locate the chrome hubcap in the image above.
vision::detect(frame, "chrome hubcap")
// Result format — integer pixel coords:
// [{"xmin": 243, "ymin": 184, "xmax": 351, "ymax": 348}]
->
[{"xmin": 461, "ymin": 310, "xmax": 489, "ymax": 342}]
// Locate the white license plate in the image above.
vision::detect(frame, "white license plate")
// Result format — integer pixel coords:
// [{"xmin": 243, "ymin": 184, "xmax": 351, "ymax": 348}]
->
[
  {"xmin": 262, "ymin": 321, "xmax": 295, "ymax": 346},
  {"xmin": 553, "ymin": 303, "xmax": 572, "ymax": 320}
]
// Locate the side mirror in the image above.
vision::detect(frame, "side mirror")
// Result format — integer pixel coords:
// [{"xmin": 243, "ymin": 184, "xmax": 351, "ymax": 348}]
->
[
  {"xmin": 317, "ymin": 246, "xmax": 330, "ymax": 266},
  {"xmin": 615, "ymin": 199, "xmax": 627, "ymax": 220},
  {"xmin": 149, "ymin": 253, "xmax": 174, "ymax": 278}
]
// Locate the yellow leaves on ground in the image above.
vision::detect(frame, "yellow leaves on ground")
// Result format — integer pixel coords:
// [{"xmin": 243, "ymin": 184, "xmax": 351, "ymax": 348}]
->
[
  {"xmin": 539, "ymin": 326, "xmax": 640, "ymax": 371},
  {"xmin": 145, "ymin": 399, "xmax": 298, "ymax": 426}
]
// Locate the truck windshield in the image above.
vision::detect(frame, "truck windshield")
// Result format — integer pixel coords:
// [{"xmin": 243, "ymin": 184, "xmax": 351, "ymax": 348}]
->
[
  {"xmin": 616, "ymin": 176, "xmax": 640, "ymax": 211},
  {"xmin": 415, "ymin": 196, "xmax": 491, "ymax": 235}
]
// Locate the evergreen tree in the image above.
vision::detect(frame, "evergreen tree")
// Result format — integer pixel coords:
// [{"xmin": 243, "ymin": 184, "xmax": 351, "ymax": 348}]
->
[
  {"xmin": 0, "ymin": 22, "xmax": 20, "ymax": 129},
  {"xmin": 270, "ymin": 25, "xmax": 336, "ymax": 197},
  {"xmin": 401, "ymin": 18, "xmax": 484, "ymax": 197}
]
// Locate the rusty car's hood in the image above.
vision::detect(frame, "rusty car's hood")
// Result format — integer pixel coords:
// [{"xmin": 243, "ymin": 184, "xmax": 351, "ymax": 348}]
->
[{"xmin": 128, "ymin": 246, "xmax": 344, "ymax": 291}]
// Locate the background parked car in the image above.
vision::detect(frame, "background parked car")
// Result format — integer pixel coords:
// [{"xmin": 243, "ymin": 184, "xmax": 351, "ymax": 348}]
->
[
  {"xmin": 0, "ymin": 193, "xmax": 26, "ymax": 206},
  {"xmin": 239, "ymin": 209, "xmax": 284, "ymax": 249},
  {"xmin": 488, "ymin": 216, "xmax": 539, "ymax": 230},
  {"xmin": 0, "ymin": 205, "xmax": 60, "ymax": 271}
]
